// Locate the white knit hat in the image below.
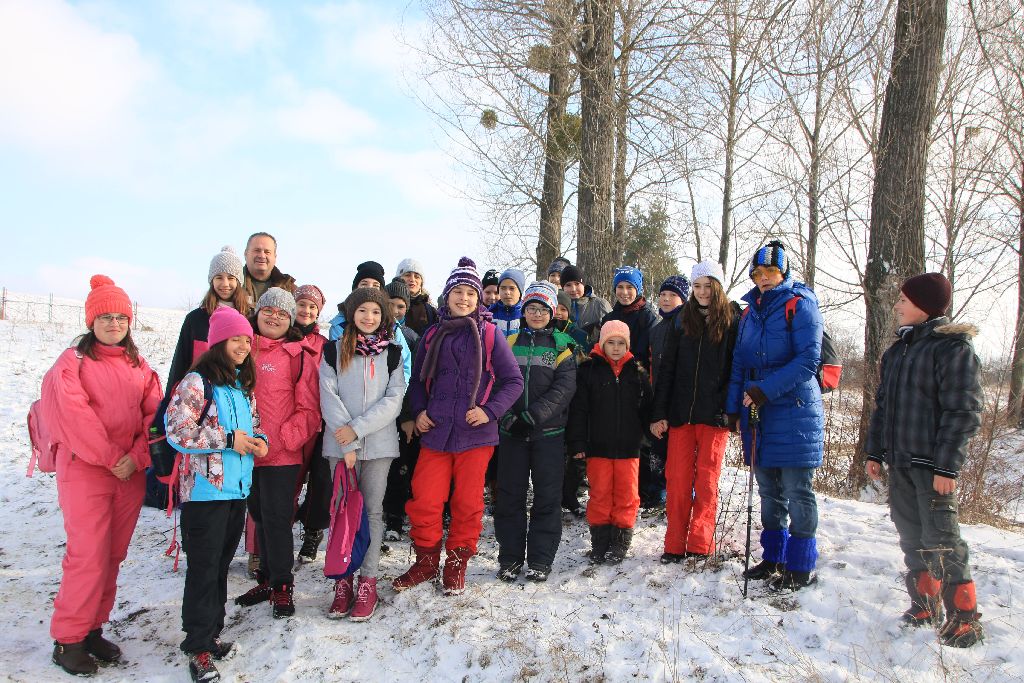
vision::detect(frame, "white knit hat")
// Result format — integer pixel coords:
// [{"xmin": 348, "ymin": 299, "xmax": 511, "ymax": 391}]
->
[
  {"xmin": 396, "ymin": 258, "xmax": 425, "ymax": 278},
  {"xmin": 208, "ymin": 246, "xmax": 245, "ymax": 283},
  {"xmin": 691, "ymin": 260, "xmax": 725, "ymax": 285}
]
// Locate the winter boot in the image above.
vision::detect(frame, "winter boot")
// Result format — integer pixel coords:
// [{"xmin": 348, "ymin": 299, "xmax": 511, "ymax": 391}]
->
[
  {"xmin": 393, "ymin": 544, "xmax": 442, "ymax": 592},
  {"xmin": 902, "ymin": 570, "xmax": 941, "ymax": 626},
  {"xmin": 588, "ymin": 525, "xmax": 613, "ymax": 564},
  {"xmin": 188, "ymin": 651, "xmax": 220, "ymax": 682},
  {"xmin": 52, "ymin": 640, "xmax": 98, "ymax": 676},
  {"xmin": 246, "ymin": 553, "xmax": 260, "ymax": 580},
  {"xmin": 768, "ymin": 569, "xmax": 818, "ymax": 592},
  {"xmin": 271, "ymin": 583, "xmax": 296, "ymax": 619},
  {"xmin": 496, "ymin": 560, "xmax": 524, "ymax": 583},
  {"xmin": 768, "ymin": 535, "xmax": 817, "ymax": 591},
  {"xmin": 743, "ymin": 560, "xmax": 784, "ymax": 580},
  {"xmin": 327, "ymin": 576, "xmax": 355, "ymax": 619},
  {"xmin": 211, "ymin": 639, "xmax": 235, "ymax": 661},
  {"xmin": 660, "ymin": 552, "xmax": 685, "ymax": 564},
  {"xmin": 349, "ymin": 577, "xmax": 379, "ymax": 622},
  {"xmin": 744, "ymin": 528, "xmax": 789, "ymax": 579},
  {"xmin": 442, "ymin": 547, "xmax": 474, "ymax": 595},
  {"xmin": 84, "ymin": 628, "xmax": 121, "ymax": 663},
  {"xmin": 525, "ymin": 564, "xmax": 550, "ymax": 582},
  {"xmin": 606, "ymin": 527, "xmax": 634, "ymax": 564},
  {"xmin": 939, "ymin": 581, "xmax": 984, "ymax": 648},
  {"xmin": 297, "ymin": 527, "xmax": 324, "ymax": 563},
  {"xmin": 234, "ymin": 573, "xmax": 271, "ymax": 607}
]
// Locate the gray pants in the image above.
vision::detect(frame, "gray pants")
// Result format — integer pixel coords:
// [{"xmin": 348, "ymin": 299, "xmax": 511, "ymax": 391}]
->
[
  {"xmin": 888, "ymin": 466, "xmax": 971, "ymax": 583},
  {"xmin": 330, "ymin": 457, "xmax": 394, "ymax": 578}
]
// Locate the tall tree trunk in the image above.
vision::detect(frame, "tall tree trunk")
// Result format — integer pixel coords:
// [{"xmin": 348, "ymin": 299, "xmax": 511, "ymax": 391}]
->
[
  {"xmin": 719, "ymin": 52, "xmax": 739, "ymax": 271},
  {"xmin": 536, "ymin": 0, "xmax": 574, "ymax": 280},
  {"xmin": 854, "ymin": 0, "xmax": 948, "ymax": 490},
  {"xmin": 805, "ymin": 82, "xmax": 823, "ymax": 289},
  {"xmin": 612, "ymin": 8, "xmax": 633, "ymax": 258},
  {"xmin": 1010, "ymin": 179, "xmax": 1024, "ymax": 427},
  {"xmin": 576, "ymin": 0, "xmax": 616, "ymax": 298}
]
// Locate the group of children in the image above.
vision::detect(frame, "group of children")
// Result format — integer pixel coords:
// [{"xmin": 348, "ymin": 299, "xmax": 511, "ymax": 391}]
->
[{"xmin": 37, "ymin": 237, "xmax": 986, "ymax": 680}]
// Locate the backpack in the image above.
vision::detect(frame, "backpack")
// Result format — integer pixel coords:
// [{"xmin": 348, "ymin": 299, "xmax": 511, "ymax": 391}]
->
[
  {"xmin": 26, "ymin": 352, "xmax": 83, "ymax": 477},
  {"xmin": 323, "ymin": 340, "xmax": 402, "ymax": 378},
  {"xmin": 324, "ymin": 464, "xmax": 370, "ymax": 580},
  {"xmin": 740, "ymin": 294, "xmax": 842, "ymax": 393},
  {"xmin": 420, "ymin": 322, "xmax": 498, "ymax": 404}
]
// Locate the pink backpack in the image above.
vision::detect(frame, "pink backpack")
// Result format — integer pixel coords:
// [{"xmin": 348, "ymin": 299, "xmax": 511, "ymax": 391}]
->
[
  {"xmin": 26, "ymin": 352, "xmax": 83, "ymax": 477},
  {"xmin": 324, "ymin": 465, "xmax": 370, "ymax": 580}
]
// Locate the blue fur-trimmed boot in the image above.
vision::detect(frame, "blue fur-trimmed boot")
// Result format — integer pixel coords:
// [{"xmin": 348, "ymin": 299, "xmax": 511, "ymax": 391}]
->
[
  {"xmin": 742, "ymin": 528, "xmax": 789, "ymax": 580},
  {"xmin": 769, "ymin": 535, "xmax": 818, "ymax": 591}
]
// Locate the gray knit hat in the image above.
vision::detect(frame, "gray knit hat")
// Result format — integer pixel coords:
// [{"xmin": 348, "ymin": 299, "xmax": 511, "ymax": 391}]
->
[
  {"xmin": 256, "ymin": 287, "xmax": 297, "ymax": 325},
  {"xmin": 208, "ymin": 246, "xmax": 244, "ymax": 284},
  {"xmin": 385, "ymin": 278, "xmax": 411, "ymax": 308},
  {"xmin": 396, "ymin": 258, "xmax": 425, "ymax": 278}
]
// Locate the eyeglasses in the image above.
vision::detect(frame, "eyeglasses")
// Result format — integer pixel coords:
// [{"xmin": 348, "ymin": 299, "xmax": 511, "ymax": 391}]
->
[
  {"xmin": 524, "ymin": 306, "xmax": 551, "ymax": 316},
  {"xmin": 96, "ymin": 314, "xmax": 130, "ymax": 325},
  {"xmin": 259, "ymin": 308, "xmax": 291, "ymax": 321}
]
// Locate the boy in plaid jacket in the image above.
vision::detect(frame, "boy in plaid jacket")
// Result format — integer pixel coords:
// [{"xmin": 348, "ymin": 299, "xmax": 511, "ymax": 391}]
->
[{"xmin": 866, "ymin": 273, "xmax": 983, "ymax": 647}]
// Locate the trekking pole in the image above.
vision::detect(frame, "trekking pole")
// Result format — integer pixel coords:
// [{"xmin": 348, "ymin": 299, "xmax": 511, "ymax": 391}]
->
[{"xmin": 743, "ymin": 404, "xmax": 759, "ymax": 598}]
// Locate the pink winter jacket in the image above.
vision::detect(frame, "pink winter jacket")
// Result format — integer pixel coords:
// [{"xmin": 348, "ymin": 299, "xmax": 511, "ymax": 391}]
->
[
  {"xmin": 41, "ymin": 344, "xmax": 163, "ymax": 474},
  {"xmin": 252, "ymin": 335, "xmax": 321, "ymax": 467}
]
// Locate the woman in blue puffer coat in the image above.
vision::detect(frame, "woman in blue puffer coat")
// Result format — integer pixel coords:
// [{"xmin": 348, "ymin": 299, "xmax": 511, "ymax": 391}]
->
[{"xmin": 727, "ymin": 240, "xmax": 824, "ymax": 591}]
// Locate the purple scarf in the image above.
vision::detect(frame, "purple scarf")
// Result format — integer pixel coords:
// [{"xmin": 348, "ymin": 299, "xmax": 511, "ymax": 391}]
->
[
  {"xmin": 355, "ymin": 332, "xmax": 390, "ymax": 357},
  {"xmin": 419, "ymin": 309, "xmax": 492, "ymax": 407}
]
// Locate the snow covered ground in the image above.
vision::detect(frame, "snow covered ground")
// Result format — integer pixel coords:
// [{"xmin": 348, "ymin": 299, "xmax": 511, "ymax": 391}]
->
[{"xmin": 0, "ymin": 294, "xmax": 1022, "ymax": 682}]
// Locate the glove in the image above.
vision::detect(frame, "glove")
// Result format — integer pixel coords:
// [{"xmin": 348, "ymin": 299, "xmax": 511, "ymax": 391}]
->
[
  {"xmin": 509, "ymin": 417, "xmax": 532, "ymax": 439},
  {"xmin": 726, "ymin": 414, "xmax": 740, "ymax": 433},
  {"xmin": 500, "ymin": 413, "xmax": 518, "ymax": 432},
  {"xmin": 746, "ymin": 385, "xmax": 768, "ymax": 408}
]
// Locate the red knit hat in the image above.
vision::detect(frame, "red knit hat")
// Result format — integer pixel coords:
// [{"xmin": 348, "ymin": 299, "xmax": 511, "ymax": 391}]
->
[
  {"xmin": 901, "ymin": 273, "xmax": 951, "ymax": 318},
  {"xmin": 85, "ymin": 275, "xmax": 133, "ymax": 328}
]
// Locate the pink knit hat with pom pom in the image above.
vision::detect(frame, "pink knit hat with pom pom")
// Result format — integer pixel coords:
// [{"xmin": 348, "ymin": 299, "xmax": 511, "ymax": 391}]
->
[
  {"xmin": 85, "ymin": 275, "xmax": 133, "ymax": 328},
  {"xmin": 207, "ymin": 306, "xmax": 253, "ymax": 347}
]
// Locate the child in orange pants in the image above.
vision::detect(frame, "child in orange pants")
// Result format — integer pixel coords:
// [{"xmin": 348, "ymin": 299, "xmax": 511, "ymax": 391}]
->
[{"xmin": 567, "ymin": 320, "xmax": 652, "ymax": 563}]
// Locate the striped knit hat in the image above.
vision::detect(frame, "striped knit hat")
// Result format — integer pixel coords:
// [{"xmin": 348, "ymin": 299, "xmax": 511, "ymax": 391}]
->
[
  {"xmin": 749, "ymin": 240, "xmax": 790, "ymax": 280},
  {"xmin": 442, "ymin": 256, "xmax": 483, "ymax": 302},
  {"xmin": 521, "ymin": 280, "xmax": 558, "ymax": 314}
]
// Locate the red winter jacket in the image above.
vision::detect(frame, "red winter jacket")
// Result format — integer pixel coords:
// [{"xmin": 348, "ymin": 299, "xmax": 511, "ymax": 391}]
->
[
  {"xmin": 41, "ymin": 344, "xmax": 162, "ymax": 474},
  {"xmin": 252, "ymin": 335, "xmax": 321, "ymax": 467}
]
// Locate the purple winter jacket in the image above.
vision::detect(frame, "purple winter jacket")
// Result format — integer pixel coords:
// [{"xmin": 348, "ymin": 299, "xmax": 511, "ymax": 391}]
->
[{"xmin": 409, "ymin": 319, "xmax": 524, "ymax": 453}]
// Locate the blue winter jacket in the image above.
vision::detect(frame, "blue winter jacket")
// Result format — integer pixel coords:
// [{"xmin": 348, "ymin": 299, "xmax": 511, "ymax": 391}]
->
[
  {"xmin": 328, "ymin": 310, "xmax": 412, "ymax": 383},
  {"xmin": 489, "ymin": 302, "xmax": 523, "ymax": 338},
  {"xmin": 726, "ymin": 278, "xmax": 824, "ymax": 468}
]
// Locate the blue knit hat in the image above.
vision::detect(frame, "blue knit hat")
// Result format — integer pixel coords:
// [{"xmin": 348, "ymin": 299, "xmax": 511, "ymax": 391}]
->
[
  {"xmin": 749, "ymin": 240, "xmax": 790, "ymax": 280},
  {"xmin": 498, "ymin": 268, "xmax": 526, "ymax": 297},
  {"xmin": 659, "ymin": 274, "xmax": 690, "ymax": 301},
  {"xmin": 613, "ymin": 266, "xmax": 644, "ymax": 297}
]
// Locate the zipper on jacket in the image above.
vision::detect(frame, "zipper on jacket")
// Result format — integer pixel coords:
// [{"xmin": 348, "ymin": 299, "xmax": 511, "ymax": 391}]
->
[
  {"xmin": 687, "ymin": 332, "xmax": 704, "ymax": 424},
  {"xmin": 615, "ymin": 372, "xmax": 621, "ymax": 450},
  {"xmin": 888, "ymin": 342, "xmax": 909, "ymax": 454},
  {"xmin": 523, "ymin": 334, "xmax": 534, "ymax": 441}
]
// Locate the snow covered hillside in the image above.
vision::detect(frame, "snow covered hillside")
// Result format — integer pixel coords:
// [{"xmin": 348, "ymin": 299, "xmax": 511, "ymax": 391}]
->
[{"xmin": 0, "ymin": 294, "xmax": 1021, "ymax": 682}]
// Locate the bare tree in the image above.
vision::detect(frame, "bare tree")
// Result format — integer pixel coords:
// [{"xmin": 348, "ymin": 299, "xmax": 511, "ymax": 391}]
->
[{"xmin": 855, "ymin": 0, "xmax": 949, "ymax": 490}]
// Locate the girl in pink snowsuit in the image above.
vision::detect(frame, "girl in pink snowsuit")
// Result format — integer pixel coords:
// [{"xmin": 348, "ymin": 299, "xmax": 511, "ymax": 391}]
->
[{"xmin": 41, "ymin": 275, "xmax": 162, "ymax": 676}]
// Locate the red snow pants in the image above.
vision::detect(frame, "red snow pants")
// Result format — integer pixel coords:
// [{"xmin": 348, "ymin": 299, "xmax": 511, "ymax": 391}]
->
[
  {"xmin": 51, "ymin": 458, "xmax": 145, "ymax": 643},
  {"xmin": 664, "ymin": 424, "xmax": 729, "ymax": 555},
  {"xmin": 586, "ymin": 457, "xmax": 640, "ymax": 529},
  {"xmin": 406, "ymin": 446, "xmax": 493, "ymax": 553}
]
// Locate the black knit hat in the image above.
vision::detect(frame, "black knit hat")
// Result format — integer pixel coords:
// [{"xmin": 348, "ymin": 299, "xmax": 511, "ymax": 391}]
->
[
  {"xmin": 560, "ymin": 264, "xmax": 584, "ymax": 285},
  {"xmin": 901, "ymin": 273, "xmax": 951, "ymax": 318},
  {"xmin": 482, "ymin": 269, "xmax": 500, "ymax": 289},
  {"xmin": 385, "ymin": 278, "xmax": 411, "ymax": 308},
  {"xmin": 352, "ymin": 261, "xmax": 386, "ymax": 291},
  {"xmin": 344, "ymin": 286, "xmax": 395, "ymax": 336},
  {"xmin": 749, "ymin": 240, "xmax": 790, "ymax": 280}
]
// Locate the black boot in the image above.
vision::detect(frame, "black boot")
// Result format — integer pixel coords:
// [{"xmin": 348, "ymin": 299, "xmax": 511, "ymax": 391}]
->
[
  {"xmin": 297, "ymin": 527, "xmax": 324, "ymax": 563},
  {"xmin": 660, "ymin": 552, "xmax": 685, "ymax": 564},
  {"xmin": 768, "ymin": 568, "xmax": 818, "ymax": 592},
  {"xmin": 271, "ymin": 583, "xmax": 296, "ymax": 618},
  {"xmin": 84, "ymin": 628, "xmax": 121, "ymax": 663},
  {"xmin": 234, "ymin": 572, "xmax": 271, "ymax": 607},
  {"xmin": 742, "ymin": 560, "xmax": 784, "ymax": 580},
  {"xmin": 188, "ymin": 651, "xmax": 220, "ymax": 682},
  {"xmin": 588, "ymin": 525, "xmax": 612, "ymax": 564},
  {"xmin": 606, "ymin": 527, "xmax": 633, "ymax": 564},
  {"xmin": 53, "ymin": 640, "xmax": 98, "ymax": 676}
]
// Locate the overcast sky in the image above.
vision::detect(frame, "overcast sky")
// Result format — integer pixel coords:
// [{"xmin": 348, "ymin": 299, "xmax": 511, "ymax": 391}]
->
[{"xmin": 0, "ymin": 0, "xmax": 496, "ymax": 310}]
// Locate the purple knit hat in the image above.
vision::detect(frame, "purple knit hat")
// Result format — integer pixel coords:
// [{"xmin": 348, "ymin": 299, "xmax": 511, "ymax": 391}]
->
[{"xmin": 442, "ymin": 256, "xmax": 484, "ymax": 302}]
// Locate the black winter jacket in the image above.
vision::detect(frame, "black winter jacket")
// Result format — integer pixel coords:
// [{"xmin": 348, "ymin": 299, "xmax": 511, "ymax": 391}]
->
[
  {"xmin": 647, "ymin": 307, "xmax": 683, "ymax": 384},
  {"xmin": 567, "ymin": 351, "xmax": 652, "ymax": 459},
  {"xmin": 153, "ymin": 307, "xmax": 212, "ymax": 432},
  {"xmin": 866, "ymin": 318, "xmax": 982, "ymax": 478},
  {"xmin": 602, "ymin": 299, "xmax": 660, "ymax": 371},
  {"xmin": 652, "ymin": 308, "xmax": 739, "ymax": 428},
  {"xmin": 500, "ymin": 326, "xmax": 578, "ymax": 440}
]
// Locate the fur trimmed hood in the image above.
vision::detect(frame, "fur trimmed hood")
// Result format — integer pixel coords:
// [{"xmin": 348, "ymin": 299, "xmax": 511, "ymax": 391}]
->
[{"xmin": 934, "ymin": 322, "xmax": 978, "ymax": 339}]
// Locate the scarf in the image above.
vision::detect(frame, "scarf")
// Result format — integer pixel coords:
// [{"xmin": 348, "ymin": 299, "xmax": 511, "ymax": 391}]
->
[
  {"xmin": 356, "ymin": 332, "xmax": 391, "ymax": 357},
  {"xmin": 658, "ymin": 304, "xmax": 681, "ymax": 319},
  {"xmin": 615, "ymin": 296, "xmax": 647, "ymax": 315},
  {"xmin": 419, "ymin": 314, "xmax": 487, "ymax": 406}
]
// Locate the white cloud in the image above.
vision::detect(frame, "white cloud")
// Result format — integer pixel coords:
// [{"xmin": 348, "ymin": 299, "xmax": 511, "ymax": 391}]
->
[
  {"xmin": 332, "ymin": 146, "xmax": 460, "ymax": 209},
  {"xmin": 0, "ymin": 0, "xmax": 153, "ymax": 151},
  {"xmin": 276, "ymin": 89, "xmax": 378, "ymax": 145},
  {"xmin": 308, "ymin": 2, "xmax": 423, "ymax": 79},
  {"xmin": 169, "ymin": 0, "xmax": 275, "ymax": 54}
]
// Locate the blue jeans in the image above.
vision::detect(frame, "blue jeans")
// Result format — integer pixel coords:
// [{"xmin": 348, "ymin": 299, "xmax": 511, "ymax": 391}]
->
[{"xmin": 753, "ymin": 466, "xmax": 817, "ymax": 538}]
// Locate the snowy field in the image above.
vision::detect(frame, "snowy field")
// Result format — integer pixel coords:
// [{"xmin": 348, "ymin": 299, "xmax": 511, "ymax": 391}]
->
[{"xmin": 0, "ymin": 293, "xmax": 1022, "ymax": 682}]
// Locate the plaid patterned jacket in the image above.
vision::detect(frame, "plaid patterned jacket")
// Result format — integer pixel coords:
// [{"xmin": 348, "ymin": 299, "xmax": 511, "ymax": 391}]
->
[{"xmin": 866, "ymin": 318, "xmax": 982, "ymax": 478}]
